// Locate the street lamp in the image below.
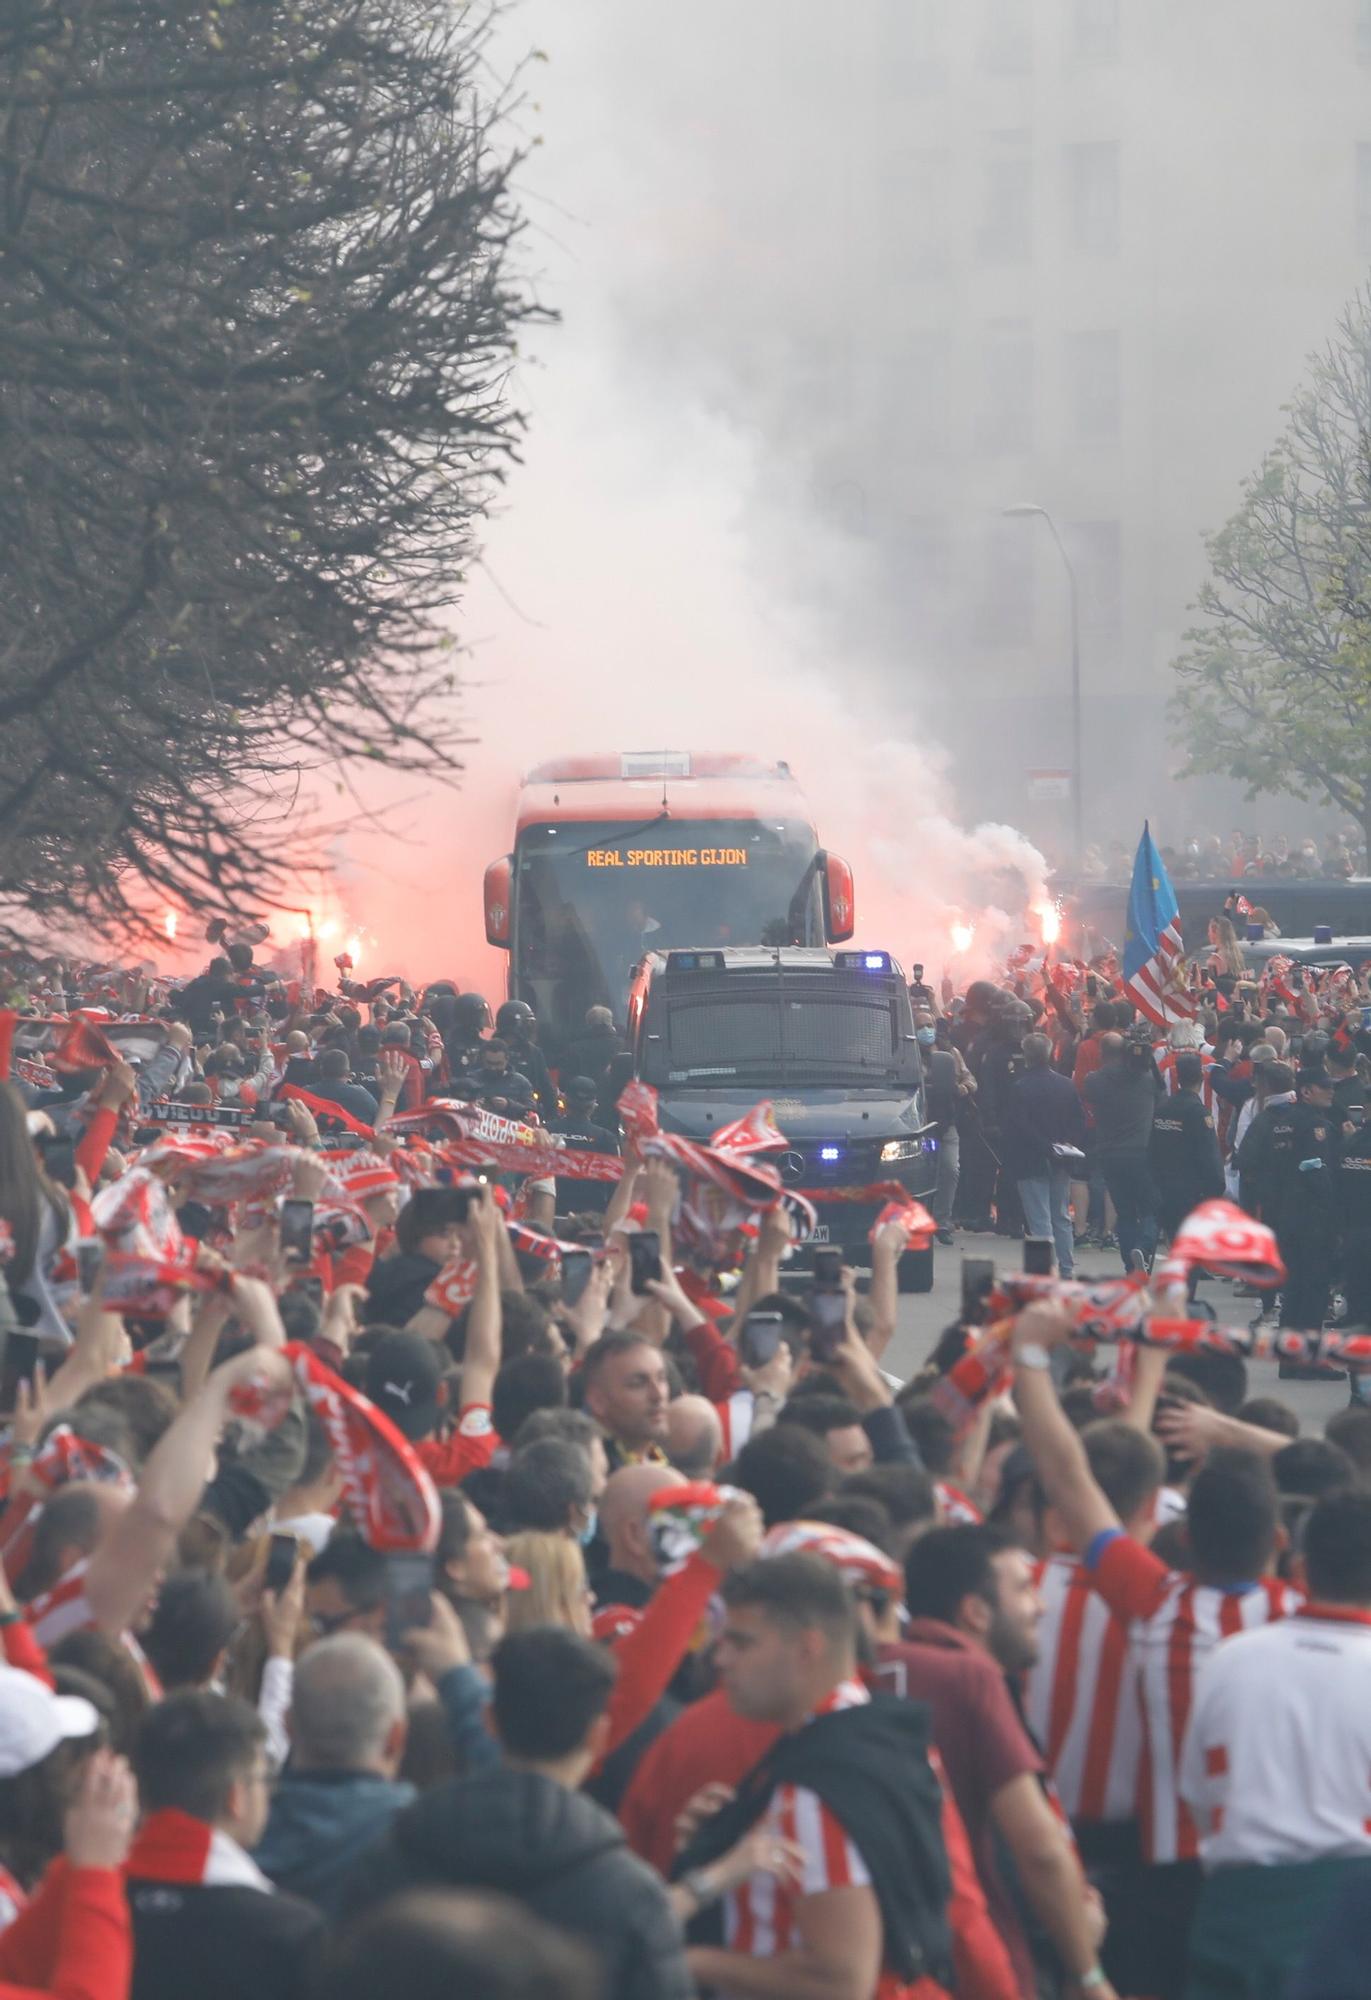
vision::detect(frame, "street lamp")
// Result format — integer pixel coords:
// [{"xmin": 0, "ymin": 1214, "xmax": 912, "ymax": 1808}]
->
[{"xmin": 1004, "ymin": 502, "xmax": 1083, "ymax": 872}]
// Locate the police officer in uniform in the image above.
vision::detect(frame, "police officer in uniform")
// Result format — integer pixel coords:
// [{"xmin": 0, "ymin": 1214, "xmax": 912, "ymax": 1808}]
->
[
  {"xmin": 548, "ymin": 1076, "xmax": 620, "ymax": 1217},
  {"xmin": 442, "ymin": 992, "xmax": 492, "ymax": 1091},
  {"xmin": 494, "ymin": 999, "xmax": 555, "ymax": 1119},
  {"xmin": 1150, "ymin": 1049, "xmax": 1225, "ymax": 1243},
  {"xmin": 1237, "ymin": 1061, "xmax": 1342, "ymax": 1345}
]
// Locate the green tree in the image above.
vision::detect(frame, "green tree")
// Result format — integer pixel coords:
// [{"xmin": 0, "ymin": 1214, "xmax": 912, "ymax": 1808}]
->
[
  {"xmin": 0, "ymin": 0, "xmax": 540, "ymax": 941},
  {"xmin": 1171, "ymin": 289, "xmax": 1371, "ymax": 857}
]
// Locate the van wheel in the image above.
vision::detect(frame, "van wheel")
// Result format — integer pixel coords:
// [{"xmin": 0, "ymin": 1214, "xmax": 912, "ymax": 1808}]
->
[{"xmin": 898, "ymin": 1246, "xmax": 934, "ymax": 1294}]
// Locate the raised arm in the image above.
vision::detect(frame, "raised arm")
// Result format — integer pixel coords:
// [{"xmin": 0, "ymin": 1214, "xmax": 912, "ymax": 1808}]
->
[
  {"xmin": 456, "ymin": 1194, "xmax": 503, "ymax": 1411},
  {"xmin": 865, "ymin": 1220, "xmax": 903, "ymax": 1362},
  {"xmin": 729, "ymin": 1202, "xmax": 792, "ymax": 1325},
  {"xmin": 87, "ymin": 1342, "xmax": 290, "ymax": 1638},
  {"xmin": 1011, "ymin": 1302, "xmax": 1120, "ymax": 1553}
]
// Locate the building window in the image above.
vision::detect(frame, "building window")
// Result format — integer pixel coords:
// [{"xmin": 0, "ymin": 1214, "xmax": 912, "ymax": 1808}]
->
[
  {"xmin": 1066, "ymin": 141, "xmax": 1119, "ymax": 256},
  {"xmin": 881, "ymin": 147, "xmax": 951, "ymax": 278},
  {"xmin": 1069, "ymin": 520, "xmax": 1122, "ymax": 636},
  {"xmin": 980, "ymin": 0, "xmax": 1031, "ymax": 75},
  {"xmin": 978, "ymin": 321, "xmax": 1033, "ymax": 454},
  {"xmin": 978, "ymin": 134, "xmax": 1032, "ymax": 262},
  {"xmin": 1359, "ymin": 144, "xmax": 1371, "ymax": 258},
  {"xmin": 1071, "ymin": 0, "xmax": 1119, "ymax": 63},
  {"xmin": 974, "ymin": 518, "xmax": 1034, "ymax": 646},
  {"xmin": 1065, "ymin": 330, "xmax": 1120, "ymax": 442}
]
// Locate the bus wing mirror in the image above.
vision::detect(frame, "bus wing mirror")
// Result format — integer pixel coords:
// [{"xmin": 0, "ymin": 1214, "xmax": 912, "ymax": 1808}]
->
[
  {"xmin": 820, "ymin": 852, "xmax": 855, "ymax": 942},
  {"xmin": 484, "ymin": 856, "xmax": 513, "ymax": 948}
]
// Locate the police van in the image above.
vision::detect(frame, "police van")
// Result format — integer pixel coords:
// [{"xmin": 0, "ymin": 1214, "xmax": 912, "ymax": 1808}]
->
[{"xmin": 626, "ymin": 946, "xmax": 938, "ymax": 1290}]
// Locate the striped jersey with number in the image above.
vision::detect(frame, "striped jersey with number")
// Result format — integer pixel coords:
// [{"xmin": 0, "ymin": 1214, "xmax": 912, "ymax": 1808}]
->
[
  {"xmin": 1085, "ymin": 1532, "xmax": 1299, "ymax": 1862},
  {"xmin": 1025, "ymin": 1552, "xmax": 1141, "ymax": 1825}
]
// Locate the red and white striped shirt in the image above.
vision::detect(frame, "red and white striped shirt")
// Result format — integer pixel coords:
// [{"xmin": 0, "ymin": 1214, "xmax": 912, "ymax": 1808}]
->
[
  {"xmin": 725, "ymin": 1678, "xmax": 872, "ymax": 1962},
  {"xmin": 1026, "ymin": 1551, "xmax": 1141, "ymax": 1825},
  {"xmin": 1084, "ymin": 1532, "xmax": 1299, "ymax": 1863},
  {"xmin": 723, "ymin": 1679, "xmax": 942, "ymax": 1999},
  {"xmin": 1155, "ymin": 1047, "xmax": 1217, "ymax": 1118},
  {"xmin": 27, "ymin": 1560, "xmax": 161, "ymax": 1694}
]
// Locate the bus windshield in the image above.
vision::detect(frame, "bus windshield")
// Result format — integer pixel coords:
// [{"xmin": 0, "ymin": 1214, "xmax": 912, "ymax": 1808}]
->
[{"xmin": 513, "ymin": 817, "xmax": 824, "ymax": 1051}]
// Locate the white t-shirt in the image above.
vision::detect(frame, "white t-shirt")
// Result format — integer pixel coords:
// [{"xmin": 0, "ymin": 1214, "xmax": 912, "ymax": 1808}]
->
[{"xmin": 1181, "ymin": 1606, "xmax": 1371, "ymax": 1867}]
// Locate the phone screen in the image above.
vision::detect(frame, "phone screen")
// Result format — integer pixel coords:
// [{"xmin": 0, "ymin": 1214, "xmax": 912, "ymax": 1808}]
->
[
  {"xmin": 383, "ymin": 1551, "xmax": 435, "ymax": 1651},
  {"xmin": 561, "ymin": 1249, "xmax": 593, "ymax": 1307},
  {"xmin": 739, "ymin": 1311, "xmax": 784, "ymax": 1369},
  {"xmin": 811, "ymin": 1248, "xmax": 843, "ymax": 1293},
  {"xmin": 279, "ymin": 1200, "xmax": 315, "ymax": 1263},
  {"xmin": 264, "ymin": 1532, "xmax": 299, "ymax": 1595},
  {"xmin": 629, "ymin": 1230, "xmax": 663, "ymax": 1296},
  {"xmin": 76, "ymin": 1240, "xmax": 105, "ymax": 1293},
  {"xmin": 809, "ymin": 1291, "xmax": 848, "ymax": 1364}
]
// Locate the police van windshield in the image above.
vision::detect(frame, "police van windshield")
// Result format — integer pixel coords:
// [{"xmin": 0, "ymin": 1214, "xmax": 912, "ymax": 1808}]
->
[
  {"xmin": 513, "ymin": 818, "xmax": 825, "ymax": 1050},
  {"xmin": 642, "ymin": 988, "xmax": 914, "ymax": 1090}
]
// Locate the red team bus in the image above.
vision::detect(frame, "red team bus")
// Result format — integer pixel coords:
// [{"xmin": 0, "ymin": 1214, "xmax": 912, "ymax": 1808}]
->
[{"xmin": 484, "ymin": 752, "xmax": 854, "ymax": 1059}]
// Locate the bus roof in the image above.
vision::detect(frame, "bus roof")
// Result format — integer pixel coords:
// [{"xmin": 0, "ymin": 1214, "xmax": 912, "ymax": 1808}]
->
[{"xmin": 514, "ymin": 753, "xmax": 814, "ymax": 830}]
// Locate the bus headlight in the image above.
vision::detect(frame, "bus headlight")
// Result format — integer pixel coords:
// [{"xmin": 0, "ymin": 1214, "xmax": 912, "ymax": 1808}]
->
[{"xmin": 880, "ymin": 1138, "xmax": 921, "ymax": 1163}]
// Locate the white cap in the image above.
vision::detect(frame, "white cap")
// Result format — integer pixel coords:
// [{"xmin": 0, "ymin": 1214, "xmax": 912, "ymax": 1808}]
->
[{"xmin": 0, "ymin": 1665, "xmax": 99, "ymax": 1777}]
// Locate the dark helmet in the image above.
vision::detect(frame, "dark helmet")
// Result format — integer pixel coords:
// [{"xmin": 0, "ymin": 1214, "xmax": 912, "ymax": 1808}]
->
[
  {"xmin": 495, "ymin": 999, "xmax": 536, "ymax": 1038},
  {"xmin": 453, "ymin": 993, "xmax": 491, "ymax": 1033},
  {"xmin": 563, "ymin": 1075, "xmax": 598, "ymax": 1106}
]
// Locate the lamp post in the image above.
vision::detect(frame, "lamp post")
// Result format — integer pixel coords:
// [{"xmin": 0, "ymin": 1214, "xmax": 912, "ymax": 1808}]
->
[{"xmin": 1004, "ymin": 503, "xmax": 1083, "ymax": 871}]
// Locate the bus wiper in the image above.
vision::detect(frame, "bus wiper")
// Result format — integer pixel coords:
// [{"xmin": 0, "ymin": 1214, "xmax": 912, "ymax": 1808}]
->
[{"xmin": 563, "ymin": 812, "xmax": 671, "ymax": 860}]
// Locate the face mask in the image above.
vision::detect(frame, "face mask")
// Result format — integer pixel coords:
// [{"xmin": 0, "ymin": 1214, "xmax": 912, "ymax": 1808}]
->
[
  {"xmin": 916, "ymin": 1026, "xmax": 936, "ymax": 1047},
  {"xmin": 578, "ymin": 1506, "xmax": 599, "ymax": 1549}
]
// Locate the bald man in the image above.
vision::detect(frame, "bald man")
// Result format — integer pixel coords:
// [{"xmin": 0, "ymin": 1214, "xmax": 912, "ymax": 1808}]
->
[
  {"xmin": 596, "ymin": 1463, "xmax": 685, "ymax": 1611},
  {"xmin": 663, "ymin": 1394, "xmax": 723, "ymax": 1478}
]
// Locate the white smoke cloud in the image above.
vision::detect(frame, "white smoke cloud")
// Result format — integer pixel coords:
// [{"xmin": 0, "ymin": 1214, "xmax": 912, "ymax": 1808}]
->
[{"xmin": 297, "ymin": 3, "xmax": 1049, "ymax": 993}]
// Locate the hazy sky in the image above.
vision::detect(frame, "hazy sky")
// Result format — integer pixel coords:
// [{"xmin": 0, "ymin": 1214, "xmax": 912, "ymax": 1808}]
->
[{"xmin": 331, "ymin": 0, "xmax": 1371, "ymax": 976}]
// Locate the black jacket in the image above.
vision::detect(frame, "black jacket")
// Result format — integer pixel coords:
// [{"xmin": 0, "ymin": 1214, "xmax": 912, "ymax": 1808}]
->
[
  {"xmin": 360, "ymin": 1766, "xmax": 691, "ymax": 2000},
  {"xmin": 1236, "ymin": 1097, "xmax": 1340, "ymax": 1230},
  {"xmin": 1149, "ymin": 1090, "xmax": 1224, "ymax": 1213},
  {"xmin": 675, "ymin": 1693, "xmax": 951, "ymax": 1988},
  {"xmin": 1001, "ymin": 1066, "xmax": 1088, "ymax": 1180},
  {"xmin": 1084, "ymin": 1060, "xmax": 1162, "ymax": 1157},
  {"xmin": 549, "ymin": 1115, "xmax": 620, "ymax": 1214},
  {"xmin": 129, "ymin": 1876, "xmax": 321, "ymax": 2000},
  {"xmin": 564, "ymin": 1022, "xmax": 625, "ymax": 1085}
]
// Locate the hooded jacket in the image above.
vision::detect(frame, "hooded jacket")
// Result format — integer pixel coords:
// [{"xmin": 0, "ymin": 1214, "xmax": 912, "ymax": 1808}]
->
[
  {"xmin": 254, "ymin": 1770, "xmax": 416, "ymax": 1920},
  {"xmin": 361, "ymin": 1766, "xmax": 690, "ymax": 2000}
]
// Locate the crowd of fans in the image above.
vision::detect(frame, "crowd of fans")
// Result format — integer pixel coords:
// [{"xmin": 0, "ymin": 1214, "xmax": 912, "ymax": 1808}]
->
[
  {"xmin": 0, "ymin": 920, "xmax": 1368, "ymax": 2000},
  {"xmin": 1078, "ymin": 828, "xmax": 1365, "ymax": 882}
]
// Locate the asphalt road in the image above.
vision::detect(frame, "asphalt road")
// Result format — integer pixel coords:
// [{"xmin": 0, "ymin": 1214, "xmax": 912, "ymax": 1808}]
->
[{"xmin": 883, "ymin": 1229, "xmax": 1351, "ymax": 1437}]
